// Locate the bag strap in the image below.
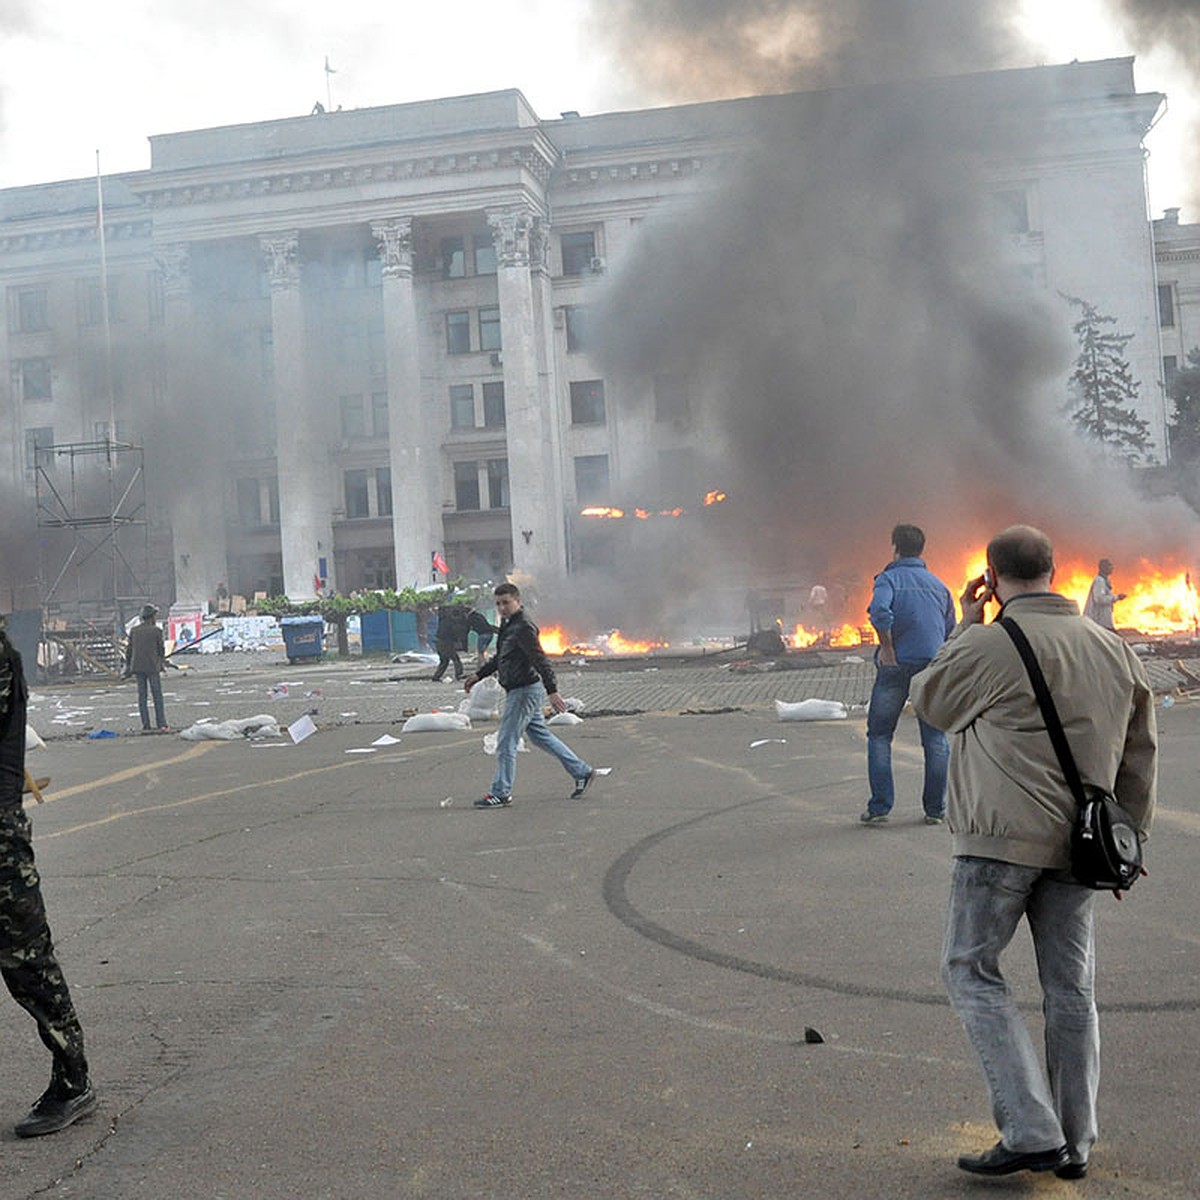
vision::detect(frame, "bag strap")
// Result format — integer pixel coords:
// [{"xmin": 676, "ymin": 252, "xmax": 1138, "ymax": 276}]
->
[{"xmin": 998, "ymin": 616, "xmax": 1089, "ymax": 810}]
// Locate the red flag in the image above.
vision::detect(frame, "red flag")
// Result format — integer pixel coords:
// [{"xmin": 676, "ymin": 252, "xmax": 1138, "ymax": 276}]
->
[{"xmin": 432, "ymin": 551, "xmax": 450, "ymax": 575}]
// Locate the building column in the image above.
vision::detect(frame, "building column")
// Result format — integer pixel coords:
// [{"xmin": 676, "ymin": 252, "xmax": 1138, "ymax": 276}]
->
[
  {"xmin": 488, "ymin": 206, "xmax": 567, "ymax": 582},
  {"xmin": 372, "ymin": 217, "xmax": 439, "ymax": 588},
  {"xmin": 155, "ymin": 242, "xmax": 229, "ymax": 610},
  {"xmin": 261, "ymin": 230, "xmax": 335, "ymax": 600}
]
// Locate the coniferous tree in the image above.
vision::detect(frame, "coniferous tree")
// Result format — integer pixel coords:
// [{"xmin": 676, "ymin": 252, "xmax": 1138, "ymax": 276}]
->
[
  {"xmin": 1167, "ymin": 347, "xmax": 1200, "ymax": 465},
  {"xmin": 1063, "ymin": 295, "xmax": 1151, "ymax": 464}
]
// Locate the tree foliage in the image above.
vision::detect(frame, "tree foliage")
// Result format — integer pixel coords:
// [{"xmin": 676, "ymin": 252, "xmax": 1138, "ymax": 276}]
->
[
  {"xmin": 1063, "ymin": 295, "xmax": 1151, "ymax": 464},
  {"xmin": 1167, "ymin": 347, "xmax": 1200, "ymax": 465}
]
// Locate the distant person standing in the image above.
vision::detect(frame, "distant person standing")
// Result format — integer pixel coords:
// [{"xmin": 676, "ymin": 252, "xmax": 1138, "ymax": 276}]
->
[
  {"xmin": 464, "ymin": 582, "xmax": 595, "ymax": 808},
  {"xmin": 0, "ymin": 618, "xmax": 97, "ymax": 1137},
  {"xmin": 1083, "ymin": 558, "xmax": 1125, "ymax": 631},
  {"xmin": 431, "ymin": 601, "xmax": 467, "ymax": 682},
  {"xmin": 125, "ymin": 605, "xmax": 168, "ymax": 731},
  {"xmin": 862, "ymin": 524, "xmax": 956, "ymax": 825}
]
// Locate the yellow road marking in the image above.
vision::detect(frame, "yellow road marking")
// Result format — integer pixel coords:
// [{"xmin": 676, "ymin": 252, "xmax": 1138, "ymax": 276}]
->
[
  {"xmin": 38, "ymin": 741, "xmax": 220, "ymax": 803},
  {"xmin": 36, "ymin": 734, "xmax": 478, "ymax": 841}
]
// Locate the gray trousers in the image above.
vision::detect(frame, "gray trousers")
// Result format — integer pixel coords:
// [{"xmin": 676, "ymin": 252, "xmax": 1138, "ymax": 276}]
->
[{"xmin": 942, "ymin": 856, "xmax": 1098, "ymax": 1164}]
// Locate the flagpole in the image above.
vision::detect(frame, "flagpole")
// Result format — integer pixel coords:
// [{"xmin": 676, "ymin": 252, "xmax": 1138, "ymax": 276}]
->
[
  {"xmin": 96, "ymin": 149, "xmax": 120, "ymax": 626},
  {"xmin": 325, "ymin": 57, "xmax": 335, "ymax": 111}
]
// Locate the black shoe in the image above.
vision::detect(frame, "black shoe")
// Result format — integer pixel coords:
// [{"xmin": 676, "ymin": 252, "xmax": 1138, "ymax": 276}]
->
[
  {"xmin": 1055, "ymin": 1161, "xmax": 1088, "ymax": 1180},
  {"xmin": 957, "ymin": 1142, "xmax": 1068, "ymax": 1176},
  {"xmin": 14, "ymin": 1084, "xmax": 98, "ymax": 1138},
  {"xmin": 569, "ymin": 769, "xmax": 596, "ymax": 799},
  {"xmin": 473, "ymin": 793, "xmax": 512, "ymax": 808}
]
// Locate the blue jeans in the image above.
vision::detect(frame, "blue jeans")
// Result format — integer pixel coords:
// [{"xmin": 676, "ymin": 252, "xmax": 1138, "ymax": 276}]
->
[
  {"xmin": 866, "ymin": 661, "xmax": 947, "ymax": 817},
  {"xmin": 943, "ymin": 857, "xmax": 1098, "ymax": 1163},
  {"xmin": 491, "ymin": 682, "xmax": 590, "ymax": 799},
  {"xmin": 135, "ymin": 671, "xmax": 166, "ymax": 729}
]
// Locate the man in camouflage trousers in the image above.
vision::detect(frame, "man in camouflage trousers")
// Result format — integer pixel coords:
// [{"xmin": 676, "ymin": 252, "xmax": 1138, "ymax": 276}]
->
[{"xmin": 0, "ymin": 619, "xmax": 96, "ymax": 1136}]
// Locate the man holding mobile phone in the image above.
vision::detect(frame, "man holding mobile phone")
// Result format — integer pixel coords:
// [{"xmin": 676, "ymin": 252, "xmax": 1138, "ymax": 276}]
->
[{"xmin": 862, "ymin": 524, "xmax": 957, "ymax": 825}]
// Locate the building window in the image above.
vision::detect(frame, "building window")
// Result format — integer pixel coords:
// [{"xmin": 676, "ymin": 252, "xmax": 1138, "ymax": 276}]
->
[
  {"xmin": 565, "ymin": 306, "xmax": 588, "ymax": 353},
  {"xmin": 93, "ymin": 420, "xmax": 129, "ymax": 443},
  {"xmin": 561, "ymin": 231, "xmax": 597, "ymax": 276},
  {"xmin": 19, "ymin": 358, "xmax": 53, "ymax": 402},
  {"xmin": 991, "ymin": 189, "xmax": 1030, "ymax": 235},
  {"xmin": 446, "ymin": 310, "xmax": 471, "ymax": 354},
  {"xmin": 654, "ymin": 374, "xmax": 690, "ymax": 422},
  {"xmin": 450, "ymin": 384, "xmax": 475, "ymax": 430},
  {"xmin": 260, "ymin": 328, "xmax": 274, "ymax": 378},
  {"xmin": 25, "ymin": 426, "xmax": 54, "ymax": 472},
  {"xmin": 14, "ymin": 287, "xmax": 49, "ymax": 333},
  {"xmin": 441, "ymin": 236, "xmax": 466, "ymax": 279},
  {"xmin": 344, "ymin": 469, "xmax": 371, "ymax": 518},
  {"xmin": 487, "ymin": 458, "xmax": 509, "ymax": 509},
  {"xmin": 237, "ymin": 477, "xmax": 279, "ymax": 527},
  {"xmin": 482, "ymin": 381, "xmax": 506, "ymax": 428},
  {"xmin": 330, "ymin": 248, "xmax": 360, "ymax": 289},
  {"xmin": 454, "ymin": 461, "xmax": 481, "ymax": 510},
  {"xmin": 375, "ymin": 467, "xmax": 393, "ymax": 517},
  {"xmin": 1158, "ymin": 283, "xmax": 1176, "ymax": 328},
  {"xmin": 1164, "ymin": 355, "xmax": 1179, "ymax": 383},
  {"xmin": 339, "ymin": 394, "xmax": 366, "ymax": 439},
  {"xmin": 570, "ymin": 379, "xmax": 606, "ymax": 425},
  {"xmin": 479, "ymin": 306, "xmax": 502, "ymax": 353},
  {"xmin": 473, "ymin": 233, "xmax": 497, "ymax": 275},
  {"xmin": 574, "ymin": 454, "xmax": 610, "ymax": 504},
  {"xmin": 265, "ymin": 477, "xmax": 280, "ymax": 525},
  {"xmin": 365, "ymin": 250, "xmax": 382, "ymax": 288},
  {"xmin": 371, "ymin": 391, "xmax": 389, "ymax": 438}
]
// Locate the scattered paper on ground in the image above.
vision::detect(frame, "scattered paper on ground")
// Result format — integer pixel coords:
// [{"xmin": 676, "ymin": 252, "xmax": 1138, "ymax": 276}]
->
[
  {"xmin": 775, "ymin": 699, "xmax": 848, "ymax": 721},
  {"xmin": 288, "ymin": 714, "xmax": 318, "ymax": 743}
]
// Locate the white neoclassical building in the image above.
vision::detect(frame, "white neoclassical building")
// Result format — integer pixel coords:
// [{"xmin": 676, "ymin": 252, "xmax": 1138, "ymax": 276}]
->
[{"xmin": 0, "ymin": 57, "xmax": 1173, "ymax": 617}]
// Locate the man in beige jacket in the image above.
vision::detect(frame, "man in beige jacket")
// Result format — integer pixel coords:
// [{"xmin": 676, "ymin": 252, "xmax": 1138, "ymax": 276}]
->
[{"xmin": 910, "ymin": 525, "xmax": 1156, "ymax": 1181}]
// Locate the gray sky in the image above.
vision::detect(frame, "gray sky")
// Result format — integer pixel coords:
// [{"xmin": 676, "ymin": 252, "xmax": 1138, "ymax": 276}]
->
[{"xmin": 0, "ymin": 0, "xmax": 1192, "ymax": 217}]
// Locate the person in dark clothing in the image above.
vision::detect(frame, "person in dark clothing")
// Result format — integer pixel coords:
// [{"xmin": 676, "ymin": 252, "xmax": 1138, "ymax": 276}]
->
[
  {"xmin": 466, "ymin": 608, "xmax": 499, "ymax": 659},
  {"xmin": 463, "ymin": 582, "xmax": 595, "ymax": 808},
  {"xmin": 0, "ymin": 619, "xmax": 97, "ymax": 1137},
  {"xmin": 124, "ymin": 604, "xmax": 168, "ymax": 731},
  {"xmin": 431, "ymin": 602, "xmax": 468, "ymax": 681}
]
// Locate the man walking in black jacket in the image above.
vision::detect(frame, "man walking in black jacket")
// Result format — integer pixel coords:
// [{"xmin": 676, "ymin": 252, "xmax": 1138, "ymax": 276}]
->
[{"xmin": 463, "ymin": 582, "xmax": 595, "ymax": 808}]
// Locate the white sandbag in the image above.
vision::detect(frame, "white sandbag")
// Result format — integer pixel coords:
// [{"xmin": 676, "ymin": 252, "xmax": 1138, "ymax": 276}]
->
[
  {"xmin": 775, "ymin": 698, "xmax": 849, "ymax": 721},
  {"xmin": 483, "ymin": 732, "xmax": 528, "ymax": 755},
  {"xmin": 459, "ymin": 675, "xmax": 503, "ymax": 720},
  {"xmin": 178, "ymin": 714, "xmax": 282, "ymax": 741},
  {"xmin": 25, "ymin": 724, "xmax": 46, "ymax": 752},
  {"xmin": 548, "ymin": 711, "xmax": 583, "ymax": 725},
  {"xmin": 402, "ymin": 711, "xmax": 472, "ymax": 733}
]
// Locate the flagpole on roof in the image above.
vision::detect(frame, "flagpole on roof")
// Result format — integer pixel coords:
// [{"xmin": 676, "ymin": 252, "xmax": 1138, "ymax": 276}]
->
[{"xmin": 325, "ymin": 56, "xmax": 336, "ymax": 112}]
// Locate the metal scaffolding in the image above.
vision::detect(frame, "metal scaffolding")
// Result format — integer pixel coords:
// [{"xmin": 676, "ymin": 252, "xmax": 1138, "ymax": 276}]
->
[{"xmin": 34, "ymin": 438, "xmax": 149, "ymax": 633}]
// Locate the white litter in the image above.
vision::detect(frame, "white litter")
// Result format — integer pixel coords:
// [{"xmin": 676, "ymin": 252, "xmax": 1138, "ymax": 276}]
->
[
  {"xmin": 775, "ymin": 699, "xmax": 849, "ymax": 721},
  {"xmin": 371, "ymin": 734, "xmax": 401, "ymax": 746},
  {"xmin": 344, "ymin": 748, "xmax": 376, "ymax": 754},
  {"xmin": 548, "ymin": 711, "xmax": 583, "ymax": 725},
  {"xmin": 401, "ymin": 712, "xmax": 472, "ymax": 733},
  {"xmin": 483, "ymin": 732, "xmax": 528, "ymax": 755},
  {"xmin": 25, "ymin": 725, "xmax": 46, "ymax": 752},
  {"xmin": 288, "ymin": 714, "xmax": 318, "ymax": 743},
  {"xmin": 750, "ymin": 738, "xmax": 787, "ymax": 747}
]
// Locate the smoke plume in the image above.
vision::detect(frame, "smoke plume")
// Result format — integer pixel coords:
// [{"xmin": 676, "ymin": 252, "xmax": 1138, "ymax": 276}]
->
[{"xmin": 565, "ymin": 0, "xmax": 1198, "ymax": 634}]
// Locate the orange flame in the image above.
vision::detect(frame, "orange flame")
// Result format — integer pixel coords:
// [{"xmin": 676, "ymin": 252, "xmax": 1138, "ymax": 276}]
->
[
  {"xmin": 703, "ymin": 490, "xmax": 728, "ymax": 505},
  {"xmin": 580, "ymin": 506, "xmax": 624, "ymax": 519},
  {"xmin": 944, "ymin": 552, "xmax": 1200, "ymax": 637},
  {"xmin": 539, "ymin": 625, "xmax": 668, "ymax": 656},
  {"xmin": 789, "ymin": 622, "xmax": 877, "ymax": 649}
]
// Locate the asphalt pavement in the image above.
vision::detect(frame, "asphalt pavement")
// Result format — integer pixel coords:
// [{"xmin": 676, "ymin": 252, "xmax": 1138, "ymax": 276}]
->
[{"xmin": 2, "ymin": 652, "xmax": 1197, "ymax": 1198}]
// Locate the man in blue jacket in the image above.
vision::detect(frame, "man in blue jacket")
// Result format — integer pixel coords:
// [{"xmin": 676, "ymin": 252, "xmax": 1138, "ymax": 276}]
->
[{"xmin": 862, "ymin": 524, "xmax": 956, "ymax": 825}]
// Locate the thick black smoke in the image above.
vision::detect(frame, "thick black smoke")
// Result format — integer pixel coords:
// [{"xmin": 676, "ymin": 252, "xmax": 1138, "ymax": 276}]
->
[
  {"xmin": 562, "ymin": 0, "xmax": 1198, "ymax": 635},
  {"xmin": 1109, "ymin": 0, "xmax": 1200, "ymax": 211}
]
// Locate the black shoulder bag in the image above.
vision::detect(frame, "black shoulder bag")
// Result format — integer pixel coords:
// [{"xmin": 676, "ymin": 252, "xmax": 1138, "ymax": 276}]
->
[{"xmin": 999, "ymin": 617, "xmax": 1144, "ymax": 892}]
